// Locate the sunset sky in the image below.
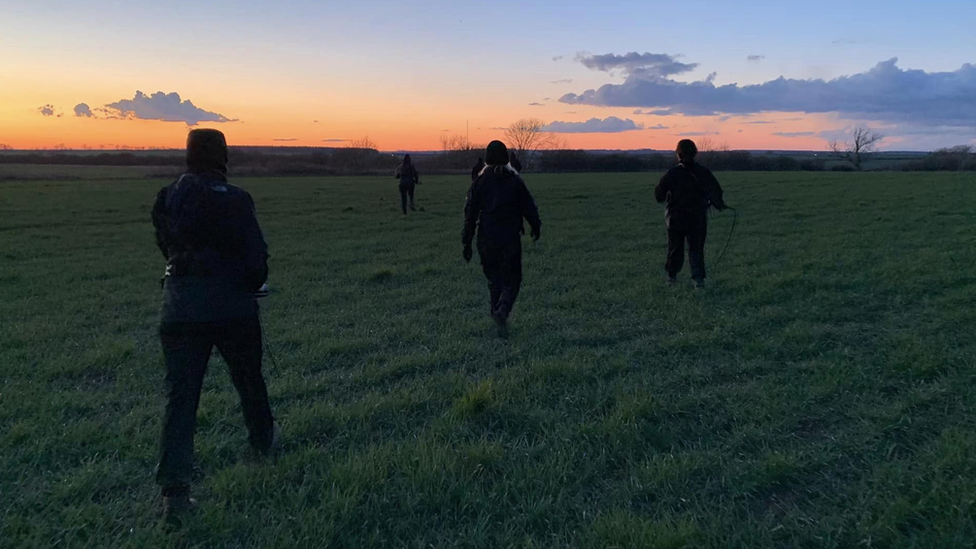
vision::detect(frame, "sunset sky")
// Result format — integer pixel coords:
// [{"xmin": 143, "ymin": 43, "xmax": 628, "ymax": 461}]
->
[{"xmin": 2, "ymin": 0, "xmax": 974, "ymax": 151}]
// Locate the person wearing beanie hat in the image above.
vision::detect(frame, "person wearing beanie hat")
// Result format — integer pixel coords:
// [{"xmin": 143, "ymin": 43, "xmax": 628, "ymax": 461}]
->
[
  {"xmin": 462, "ymin": 140, "xmax": 542, "ymax": 329},
  {"xmin": 654, "ymin": 139, "xmax": 727, "ymax": 288},
  {"xmin": 151, "ymin": 129, "xmax": 280, "ymax": 525}
]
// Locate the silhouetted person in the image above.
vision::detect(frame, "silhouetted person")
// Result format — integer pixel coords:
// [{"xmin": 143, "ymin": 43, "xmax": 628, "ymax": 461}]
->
[
  {"xmin": 471, "ymin": 157, "xmax": 485, "ymax": 181},
  {"xmin": 655, "ymin": 139, "xmax": 727, "ymax": 288},
  {"xmin": 394, "ymin": 154, "xmax": 420, "ymax": 214},
  {"xmin": 151, "ymin": 129, "xmax": 280, "ymax": 526},
  {"xmin": 463, "ymin": 140, "xmax": 541, "ymax": 328},
  {"xmin": 509, "ymin": 151, "xmax": 522, "ymax": 172}
]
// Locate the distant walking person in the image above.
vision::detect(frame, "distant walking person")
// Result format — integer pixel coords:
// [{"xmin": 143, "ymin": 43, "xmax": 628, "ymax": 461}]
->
[
  {"xmin": 471, "ymin": 157, "xmax": 485, "ymax": 181},
  {"xmin": 151, "ymin": 129, "xmax": 280, "ymax": 525},
  {"xmin": 655, "ymin": 139, "xmax": 727, "ymax": 288},
  {"xmin": 394, "ymin": 154, "xmax": 420, "ymax": 214},
  {"xmin": 509, "ymin": 151, "xmax": 522, "ymax": 173},
  {"xmin": 463, "ymin": 140, "xmax": 541, "ymax": 328}
]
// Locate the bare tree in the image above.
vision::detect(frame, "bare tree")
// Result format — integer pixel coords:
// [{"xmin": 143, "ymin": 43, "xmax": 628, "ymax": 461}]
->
[
  {"xmin": 830, "ymin": 127, "xmax": 883, "ymax": 170},
  {"xmin": 696, "ymin": 136, "xmax": 716, "ymax": 153},
  {"xmin": 504, "ymin": 118, "xmax": 557, "ymax": 171},
  {"xmin": 350, "ymin": 136, "xmax": 377, "ymax": 151},
  {"xmin": 440, "ymin": 134, "xmax": 480, "ymax": 153}
]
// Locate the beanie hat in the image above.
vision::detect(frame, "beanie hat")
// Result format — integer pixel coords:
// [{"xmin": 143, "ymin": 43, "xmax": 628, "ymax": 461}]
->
[
  {"xmin": 485, "ymin": 140, "xmax": 510, "ymax": 165},
  {"xmin": 186, "ymin": 129, "xmax": 228, "ymax": 173}
]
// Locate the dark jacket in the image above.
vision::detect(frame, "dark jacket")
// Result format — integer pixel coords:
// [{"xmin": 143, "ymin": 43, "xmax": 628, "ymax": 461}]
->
[
  {"xmin": 463, "ymin": 165, "xmax": 541, "ymax": 248},
  {"xmin": 395, "ymin": 164, "xmax": 419, "ymax": 186},
  {"xmin": 152, "ymin": 171, "xmax": 269, "ymax": 323},
  {"xmin": 655, "ymin": 162, "xmax": 725, "ymax": 228}
]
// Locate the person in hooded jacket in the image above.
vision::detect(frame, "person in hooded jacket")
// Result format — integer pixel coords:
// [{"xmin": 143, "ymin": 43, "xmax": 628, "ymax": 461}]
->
[
  {"xmin": 462, "ymin": 140, "xmax": 541, "ymax": 328},
  {"xmin": 394, "ymin": 154, "xmax": 420, "ymax": 214},
  {"xmin": 655, "ymin": 139, "xmax": 727, "ymax": 288},
  {"xmin": 150, "ymin": 129, "xmax": 280, "ymax": 525}
]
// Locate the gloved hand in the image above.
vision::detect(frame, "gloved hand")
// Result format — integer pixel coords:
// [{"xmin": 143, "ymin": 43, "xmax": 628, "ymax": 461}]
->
[
  {"xmin": 462, "ymin": 244, "xmax": 473, "ymax": 263},
  {"xmin": 530, "ymin": 225, "xmax": 541, "ymax": 241}
]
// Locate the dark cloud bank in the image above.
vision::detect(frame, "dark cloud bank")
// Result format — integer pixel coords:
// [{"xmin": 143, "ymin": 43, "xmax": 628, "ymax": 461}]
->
[{"xmin": 561, "ymin": 54, "xmax": 976, "ymax": 127}]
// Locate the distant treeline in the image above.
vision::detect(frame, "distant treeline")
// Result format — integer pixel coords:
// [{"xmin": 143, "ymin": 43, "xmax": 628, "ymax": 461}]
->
[
  {"xmin": 901, "ymin": 146, "xmax": 976, "ymax": 171},
  {"xmin": 1, "ymin": 146, "xmax": 973, "ymax": 175},
  {"xmin": 537, "ymin": 149, "xmax": 829, "ymax": 172}
]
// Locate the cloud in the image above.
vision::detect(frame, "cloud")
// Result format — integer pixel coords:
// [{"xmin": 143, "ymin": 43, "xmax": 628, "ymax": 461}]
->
[
  {"xmin": 647, "ymin": 124, "xmax": 670, "ymax": 130},
  {"xmin": 747, "ymin": 55, "xmax": 765, "ymax": 62},
  {"xmin": 103, "ymin": 91, "xmax": 236, "ymax": 125},
  {"xmin": 560, "ymin": 57, "xmax": 976, "ymax": 126},
  {"xmin": 542, "ymin": 116, "xmax": 643, "ymax": 133},
  {"xmin": 772, "ymin": 131, "xmax": 817, "ymax": 138},
  {"xmin": 273, "ymin": 138, "xmax": 298, "ymax": 142},
  {"xmin": 576, "ymin": 52, "xmax": 698, "ymax": 79},
  {"xmin": 74, "ymin": 103, "xmax": 93, "ymax": 117},
  {"xmin": 743, "ymin": 120, "xmax": 775, "ymax": 124},
  {"xmin": 551, "ymin": 79, "xmax": 573, "ymax": 84},
  {"xmin": 633, "ymin": 108, "xmax": 676, "ymax": 116},
  {"xmin": 38, "ymin": 104, "xmax": 56, "ymax": 117},
  {"xmin": 322, "ymin": 138, "xmax": 349, "ymax": 142},
  {"xmin": 677, "ymin": 131, "xmax": 720, "ymax": 136},
  {"xmin": 553, "ymin": 55, "xmax": 564, "ymax": 62},
  {"xmin": 528, "ymin": 102, "xmax": 545, "ymax": 106},
  {"xmin": 313, "ymin": 119, "xmax": 319, "ymax": 123}
]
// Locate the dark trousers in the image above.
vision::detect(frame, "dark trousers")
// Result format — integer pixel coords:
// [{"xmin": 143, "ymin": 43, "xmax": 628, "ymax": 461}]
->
[
  {"xmin": 666, "ymin": 216, "xmax": 708, "ymax": 280},
  {"xmin": 399, "ymin": 184, "xmax": 415, "ymax": 214},
  {"xmin": 157, "ymin": 316, "xmax": 274, "ymax": 491},
  {"xmin": 478, "ymin": 237, "xmax": 523, "ymax": 318}
]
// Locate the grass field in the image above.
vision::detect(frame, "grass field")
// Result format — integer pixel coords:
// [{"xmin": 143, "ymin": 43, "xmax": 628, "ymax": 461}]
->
[{"xmin": 2, "ymin": 171, "xmax": 976, "ymax": 548}]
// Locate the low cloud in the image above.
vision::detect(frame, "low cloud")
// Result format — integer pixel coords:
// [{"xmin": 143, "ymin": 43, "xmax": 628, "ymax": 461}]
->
[
  {"xmin": 576, "ymin": 51, "xmax": 698, "ymax": 79},
  {"xmin": 74, "ymin": 103, "xmax": 93, "ymax": 117},
  {"xmin": 322, "ymin": 138, "xmax": 349, "ymax": 142},
  {"xmin": 542, "ymin": 116, "xmax": 643, "ymax": 133},
  {"xmin": 647, "ymin": 124, "xmax": 670, "ymax": 130},
  {"xmin": 103, "ymin": 91, "xmax": 236, "ymax": 125},
  {"xmin": 273, "ymin": 138, "xmax": 298, "ymax": 142},
  {"xmin": 677, "ymin": 131, "xmax": 720, "ymax": 136},
  {"xmin": 747, "ymin": 55, "xmax": 766, "ymax": 62},
  {"xmin": 553, "ymin": 55, "xmax": 564, "ymax": 62},
  {"xmin": 38, "ymin": 104, "xmax": 56, "ymax": 117},
  {"xmin": 772, "ymin": 131, "xmax": 817, "ymax": 138},
  {"xmin": 634, "ymin": 108, "xmax": 677, "ymax": 116},
  {"xmin": 551, "ymin": 79, "xmax": 573, "ymax": 84},
  {"xmin": 560, "ymin": 57, "xmax": 976, "ymax": 127},
  {"xmin": 743, "ymin": 120, "xmax": 775, "ymax": 124},
  {"xmin": 529, "ymin": 102, "xmax": 545, "ymax": 106}
]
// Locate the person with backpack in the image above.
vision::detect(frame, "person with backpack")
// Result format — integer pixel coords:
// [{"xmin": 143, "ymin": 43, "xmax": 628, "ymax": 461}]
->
[{"xmin": 151, "ymin": 129, "xmax": 281, "ymax": 525}]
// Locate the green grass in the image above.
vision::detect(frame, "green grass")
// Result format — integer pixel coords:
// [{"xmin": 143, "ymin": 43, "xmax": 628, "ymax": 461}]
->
[
  {"xmin": 2, "ymin": 172, "xmax": 976, "ymax": 548},
  {"xmin": 0, "ymin": 164, "xmax": 176, "ymax": 180}
]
